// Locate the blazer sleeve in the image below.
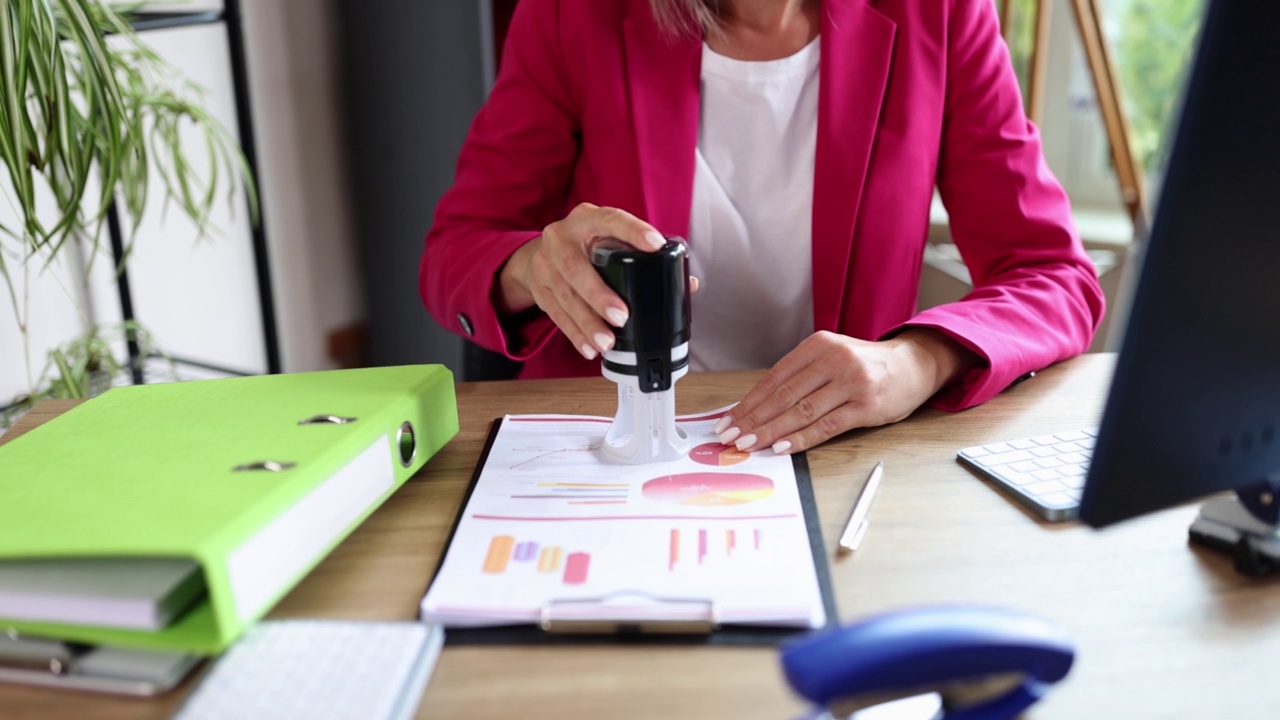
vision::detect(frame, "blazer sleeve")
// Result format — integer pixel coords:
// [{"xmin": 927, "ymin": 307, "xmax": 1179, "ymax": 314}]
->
[
  {"xmin": 418, "ymin": 0, "xmax": 575, "ymax": 359},
  {"xmin": 895, "ymin": 0, "xmax": 1107, "ymax": 411}
]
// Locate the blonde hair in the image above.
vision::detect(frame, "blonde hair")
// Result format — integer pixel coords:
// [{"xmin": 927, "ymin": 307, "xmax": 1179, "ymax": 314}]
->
[{"xmin": 648, "ymin": 0, "xmax": 720, "ymax": 38}]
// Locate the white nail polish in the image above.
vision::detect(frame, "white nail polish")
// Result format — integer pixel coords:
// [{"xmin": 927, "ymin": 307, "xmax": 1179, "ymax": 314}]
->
[
  {"xmin": 772, "ymin": 440, "xmax": 792, "ymax": 455},
  {"xmin": 581, "ymin": 343, "xmax": 598, "ymax": 360},
  {"xmin": 594, "ymin": 332, "xmax": 614, "ymax": 352},
  {"xmin": 712, "ymin": 416, "xmax": 732, "ymax": 434},
  {"xmin": 643, "ymin": 231, "xmax": 666, "ymax": 249},
  {"xmin": 718, "ymin": 427, "xmax": 741, "ymax": 445},
  {"xmin": 735, "ymin": 434, "xmax": 757, "ymax": 451},
  {"xmin": 606, "ymin": 307, "xmax": 629, "ymax": 327}
]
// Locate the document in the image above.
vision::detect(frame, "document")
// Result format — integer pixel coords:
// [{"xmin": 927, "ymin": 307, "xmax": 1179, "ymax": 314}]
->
[
  {"xmin": 0, "ymin": 558, "xmax": 203, "ymax": 631},
  {"xmin": 420, "ymin": 407, "xmax": 828, "ymax": 630}
]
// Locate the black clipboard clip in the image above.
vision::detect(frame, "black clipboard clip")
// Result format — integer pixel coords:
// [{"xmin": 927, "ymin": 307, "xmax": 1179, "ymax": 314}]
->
[{"xmin": 539, "ymin": 591, "xmax": 719, "ymax": 635}]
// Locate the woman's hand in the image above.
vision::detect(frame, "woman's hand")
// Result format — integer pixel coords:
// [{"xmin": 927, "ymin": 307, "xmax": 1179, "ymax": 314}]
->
[
  {"xmin": 713, "ymin": 329, "xmax": 980, "ymax": 454},
  {"xmin": 498, "ymin": 203, "xmax": 666, "ymax": 360}
]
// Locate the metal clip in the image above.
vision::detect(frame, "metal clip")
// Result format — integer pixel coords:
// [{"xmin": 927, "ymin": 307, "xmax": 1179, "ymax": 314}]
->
[
  {"xmin": 539, "ymin": 591, "xmax": 717, "ymax": 634},
  {"xmin": 231, "ymin": 461, "xmax": 296, "ymax": 473},
  {"xmin": 297, "ymin": 415, "xmax": 358, "ymax": 425}
]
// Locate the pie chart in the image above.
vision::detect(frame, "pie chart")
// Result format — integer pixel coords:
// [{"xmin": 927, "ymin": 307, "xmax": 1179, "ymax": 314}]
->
[
  {"xmin": 689, "ymin": 442, "xmax": 750, "ymax": 466},
  {"xmin": 642, "ymin": 473, "xmax": 774, "ymax": 506}
]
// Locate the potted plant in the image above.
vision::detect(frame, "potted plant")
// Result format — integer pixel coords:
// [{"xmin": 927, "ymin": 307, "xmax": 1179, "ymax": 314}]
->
[{"xmin": 0, "ymin": 0, "xmax": 255, "ymax": 426}]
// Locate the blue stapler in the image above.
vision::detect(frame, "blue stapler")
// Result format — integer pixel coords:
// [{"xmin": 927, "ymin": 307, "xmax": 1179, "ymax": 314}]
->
[{"xmin": 780, "ymin": 606, "xmax": 1075, "ymax": 720}]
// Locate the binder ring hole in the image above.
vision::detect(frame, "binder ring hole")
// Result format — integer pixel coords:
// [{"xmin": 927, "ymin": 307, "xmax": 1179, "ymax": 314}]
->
[
  {"xmin": 298, "ymin": 414, "xmax": 358, "ymax": 425},
  {"xmin": 397, "ymin": 421, "xmax": 417, "ymax": 467},
  {"xmin": 232, "ymin": 460, "xmax": 296, "ymax": 473}
]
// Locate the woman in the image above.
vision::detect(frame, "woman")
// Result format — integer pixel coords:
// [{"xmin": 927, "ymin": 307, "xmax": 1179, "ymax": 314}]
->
[{"xmin": 419, "ymin": 0, "xmax": 1105, "ymax": 456}]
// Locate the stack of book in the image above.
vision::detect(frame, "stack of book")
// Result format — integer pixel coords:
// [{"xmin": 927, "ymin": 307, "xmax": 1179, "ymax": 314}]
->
[{"xmin": 0, "ymin": 365, "xmax": 459, "ymax": 693}]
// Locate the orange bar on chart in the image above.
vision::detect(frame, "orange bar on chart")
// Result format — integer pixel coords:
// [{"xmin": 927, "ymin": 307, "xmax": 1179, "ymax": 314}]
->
[
  {"xmin": 669, "ymin": 528, "xmax": 680, "ymax": 571},
  {"xmin": 537, "ymin": 546, "xmax": 564, "ymax": 573},
  {"xmin": 483, "ymin": 535, "xmax": 516, "ymax": 574}
]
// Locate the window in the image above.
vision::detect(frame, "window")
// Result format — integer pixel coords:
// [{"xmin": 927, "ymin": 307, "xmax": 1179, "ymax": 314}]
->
[{"xmin": 1001, "ymin": 0, "xmax": 1207, "ymax": 220}]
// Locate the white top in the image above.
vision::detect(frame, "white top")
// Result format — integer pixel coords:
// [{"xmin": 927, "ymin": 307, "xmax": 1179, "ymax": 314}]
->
[{"xmin": 687, "ymin": 37, "xmax": 819, "ymax": 372}]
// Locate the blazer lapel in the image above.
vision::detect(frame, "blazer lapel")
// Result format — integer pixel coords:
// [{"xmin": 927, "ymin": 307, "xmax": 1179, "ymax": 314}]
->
[
  {"xmin": 624, "ymin": 4, "xmax": 701, "ymax": 238},
  {"xmin": 813, "ymin": 0, "xmax": 897, "ymax": 332}
]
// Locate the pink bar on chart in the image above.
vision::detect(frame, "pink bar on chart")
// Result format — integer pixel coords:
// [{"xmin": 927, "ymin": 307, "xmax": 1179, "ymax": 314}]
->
[
  {"xmin": 669, "ymin": 528, "xmax": 679, "ymax": 571},
  {"xmin": 727, "ymin": 529, "xmax": 735, "ymax": 556},
  {"xmin": 563, "ymin": 552, "xmax": 590, "ymax": 584},
  {"xmin": 698, "ymin": 529, "xmax": 708, "ymax": 565},
  {"xmin": 754, "ymin": 529, "xmax": 762, "ymax": 550}
]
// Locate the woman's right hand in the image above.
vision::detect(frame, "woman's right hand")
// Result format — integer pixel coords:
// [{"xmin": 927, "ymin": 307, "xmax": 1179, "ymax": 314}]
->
[{"xmin": 497, "ymin": 203, "xmax": 667, "ymax": 360}]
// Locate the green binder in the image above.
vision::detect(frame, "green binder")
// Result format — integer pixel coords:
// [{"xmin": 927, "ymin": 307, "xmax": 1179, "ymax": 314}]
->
[{"xmin": 0, "ymin": 365, "xmax": 458, "ymax": 654}]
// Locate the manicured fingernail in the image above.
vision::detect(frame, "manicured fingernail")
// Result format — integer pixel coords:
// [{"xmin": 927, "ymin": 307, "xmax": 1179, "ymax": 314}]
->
[
  {"xmin": 772, "ymin": 440, "xmax": 792, "ymax": 454},
  {"xmin": 606, "ymin": 307, "xmax": 629, "ymax": 327},
  {"xmin": 594, "ymin": 332, "xmax": 614, "ymax": 352},
  {"xmin": 643, "ymin": 231, "xmax": 665, "ymax": 249},
  {"xmin": 718, "ymin": 427, "xmax": 741, "ymax": 445},
  {"xmin": 581, "ymin": 343, "xmax": 598, "ymax": 360},
  {"xmin": 713, "ymin": 415, "xmax": 732, "ymax": 434},
  {"xmin": 735, "ymin": 434, "xmax": 758, "ymax": 451}
]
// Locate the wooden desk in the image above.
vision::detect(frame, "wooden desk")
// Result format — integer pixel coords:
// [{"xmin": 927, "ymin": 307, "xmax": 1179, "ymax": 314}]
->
[{"xmin": 3, "ymin": 353, "xmax": 1278, "ymax": 719}]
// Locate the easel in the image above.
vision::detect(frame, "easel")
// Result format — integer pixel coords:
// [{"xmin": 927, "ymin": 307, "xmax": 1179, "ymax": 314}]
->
[{"xmin": 1000, "ymin": 0, "xmax": 1149, "ymax": 239}]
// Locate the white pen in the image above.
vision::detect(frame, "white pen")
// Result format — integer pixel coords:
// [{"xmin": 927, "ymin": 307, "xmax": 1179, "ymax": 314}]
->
[{"xmin": 838, "ymin": 461, "xmax": 884, "ymax": 554}]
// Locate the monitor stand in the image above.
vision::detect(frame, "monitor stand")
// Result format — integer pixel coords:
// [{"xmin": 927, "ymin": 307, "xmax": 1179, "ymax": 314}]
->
[{"xmin": 1189, "ymin": 480, "xmax": 1280, "ymax": 576}]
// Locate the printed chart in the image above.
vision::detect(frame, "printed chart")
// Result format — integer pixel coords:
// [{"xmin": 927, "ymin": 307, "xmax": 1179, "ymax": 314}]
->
[
  {"xmin": 668, "ymin": 527, "xmax": 763, "ymax": 571},
  {"xmin": 506, "ymin": 481, "xmax": 629, "ymax": 505},
  {"xmin": 504, "ymin": 443, "xmax": 599, "ymax": 471},
  {"xmin": 689, "ymin": 442, "xmax": 750, "ymax": 467},
  {"xmin": 420, "ymin": 410, "xmax": 827, "ymax": 630},
  {"xmin": 482, "ymin": 534, "xmax": 590, "ymax": 585},
  {"xmin": 642, "ymin": 473, "xmax": 774, "ymax": 506}
]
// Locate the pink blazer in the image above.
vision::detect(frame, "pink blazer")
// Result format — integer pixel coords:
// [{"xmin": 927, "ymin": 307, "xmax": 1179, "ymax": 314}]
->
[{"xmin": 420, "ymin": 0, "xmax": 1106, "ymax": 411}]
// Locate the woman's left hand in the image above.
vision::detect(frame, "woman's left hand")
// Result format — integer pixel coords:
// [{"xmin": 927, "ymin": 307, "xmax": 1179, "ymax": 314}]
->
[{"xmin": 713, "ymin": 329, "xmax": 979, "ymax": 455}]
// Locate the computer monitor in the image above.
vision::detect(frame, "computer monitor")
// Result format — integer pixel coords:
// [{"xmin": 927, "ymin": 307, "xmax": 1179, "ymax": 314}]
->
[{"xmin": 1077, "ymin": 0, "xmax": 1280, "ymax": 551}]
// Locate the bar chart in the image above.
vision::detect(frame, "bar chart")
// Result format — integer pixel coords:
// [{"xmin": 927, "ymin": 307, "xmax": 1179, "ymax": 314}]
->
[
  {"xmin": 507, "ymin": 481, "xmax": 629, "ymax": 505},
  {"xmin": 482, "ymin": 534, "xmax": 591, "ymax": 585},
  {"xmin": 667, "ymin": 527, "xmax": 764, "ymax": 571}
]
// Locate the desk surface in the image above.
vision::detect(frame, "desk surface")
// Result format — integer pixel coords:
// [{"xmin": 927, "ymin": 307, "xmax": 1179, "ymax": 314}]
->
[{"xmin": 3, "ymin": 353, "xmax": 1278, "ymax": 719}]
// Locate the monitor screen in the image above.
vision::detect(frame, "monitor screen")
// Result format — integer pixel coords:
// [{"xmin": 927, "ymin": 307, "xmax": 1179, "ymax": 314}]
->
[{"xmin": 1078, "ymin": 0, "xmax": 1280, "ymax": 528}]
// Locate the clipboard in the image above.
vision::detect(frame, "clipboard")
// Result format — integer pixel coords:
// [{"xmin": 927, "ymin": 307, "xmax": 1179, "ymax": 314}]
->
[{"xmin": 425, "ymin": 418, "xmax": 838, "ymax": 646}]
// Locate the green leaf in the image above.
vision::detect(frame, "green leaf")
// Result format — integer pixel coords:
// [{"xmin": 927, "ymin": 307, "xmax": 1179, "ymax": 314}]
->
[{"xmin": 2, "ymin": 0, "xmax": 259, "ymax": 405}]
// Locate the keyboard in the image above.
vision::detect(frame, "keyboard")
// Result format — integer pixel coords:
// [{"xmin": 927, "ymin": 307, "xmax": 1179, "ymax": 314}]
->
[
  {"xmin": 956, "ymin": 428, "xmax": 1097, "ymax": 521},
  {"xmin": 172, "ymin": 620, "xmax": 444, "ymax": 720}
]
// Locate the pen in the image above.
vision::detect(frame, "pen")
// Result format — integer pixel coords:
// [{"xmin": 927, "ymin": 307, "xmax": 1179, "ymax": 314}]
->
[{"xmin": 838, "ymin": 461, "xmax": 884, "ymax": 554}]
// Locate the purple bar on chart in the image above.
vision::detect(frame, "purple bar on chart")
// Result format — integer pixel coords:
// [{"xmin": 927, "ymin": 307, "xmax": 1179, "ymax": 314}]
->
[
  {"xmin": 754, "ymin": 529, "xmax": 762, "ymax": 550},
  {"xmin": 513, "ymin": 541, "xmax": 539, "ymax": 562},
  {"xmin": 698, "ymin": 529, "xmax": 708, "ymax": 565},
  {"xmin": 563, "ymin": 552, "xmax": 590, "ymax": 584}
]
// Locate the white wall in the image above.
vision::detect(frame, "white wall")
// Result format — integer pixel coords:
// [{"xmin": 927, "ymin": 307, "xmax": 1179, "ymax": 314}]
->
[{"xmin": 241, "ymin": 0, "xmax": 364, "ymax": 373}]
